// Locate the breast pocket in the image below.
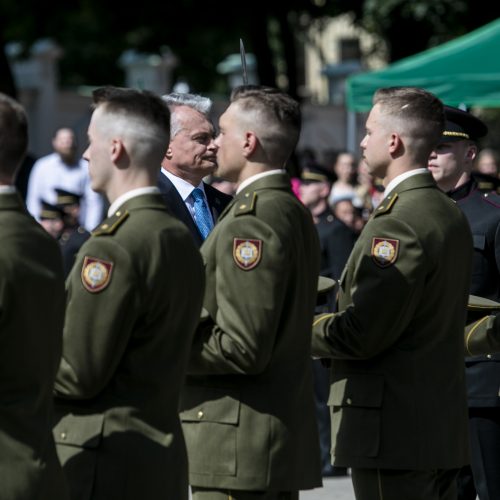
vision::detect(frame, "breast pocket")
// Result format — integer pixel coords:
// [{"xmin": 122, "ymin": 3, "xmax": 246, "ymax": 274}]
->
[
  {"xmin": 328, "ymin": 373, "xmax": 384, "ymax": 458},
  {"xmin": 180, "ymin": 387, "xmax": 240, "ymax": 476}
]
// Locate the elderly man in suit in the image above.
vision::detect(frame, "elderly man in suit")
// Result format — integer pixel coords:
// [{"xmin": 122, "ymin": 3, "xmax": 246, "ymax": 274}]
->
[
  {"xmin": 312, "ymin": 87, "xmax": 473, "ymax": 500},
  {"xmin": 159, "ymin": 92, "xmax": 232, "ymax": 246}
]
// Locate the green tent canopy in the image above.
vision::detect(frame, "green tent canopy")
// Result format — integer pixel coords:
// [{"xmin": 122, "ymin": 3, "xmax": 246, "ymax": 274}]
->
[{"xmin": 346, "ymin": 18, "xmax": 500, "ymax": 111}]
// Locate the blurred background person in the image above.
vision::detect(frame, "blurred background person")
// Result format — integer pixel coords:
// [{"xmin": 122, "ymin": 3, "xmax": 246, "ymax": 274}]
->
[
  {"xmin": 55, "ymin": 188, "xmax": 90, "ymax": 277},
  {"xmin": 331, "ymin": 194, "xmax": 365, "ymax": 234},
  {"xmin": 26, "ymin": 126, "xmax": 105, "ymax": 231},
  {"xmin": 299, "ymin": 163, "xmax": 357, "ymax": 478},
  {"xmin": 39, "ymin": 199, "xmax": 65, "ymax": 240},
  {"xmin": 326, "ymin": 150, "xmax": 358, "ymax": 206}
]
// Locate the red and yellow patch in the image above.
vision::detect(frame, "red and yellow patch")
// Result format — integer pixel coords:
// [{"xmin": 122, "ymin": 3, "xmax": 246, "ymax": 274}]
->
[
  {"xmin": 371, "ymin": 238, "xmax": 399, "ymax": 268},
  {"xmin": 233, "ymin": 238, "xmax": 262, "ymax": 271},
  {"xmin": 81, "ymin": 256, "xmax": 114, "ymax": 292}
]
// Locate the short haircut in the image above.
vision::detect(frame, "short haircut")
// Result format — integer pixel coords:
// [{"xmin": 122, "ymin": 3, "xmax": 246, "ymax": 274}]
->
[
  {"xmin": 230, "ymin": 85, "xmax": 302, "ymax": 167},
  {"xmin": 162, "ymin": 93, "xmax": 212, "ymax": 137},
  {"xmin": 92, "ymin": 86, "xmax": 170, "ymax": 168},
  {"xmin": 0, "ymin": 93, "xmax": 28, "ymax": 179},
  {"xmin": 373, "ymin": 87, "xmax": 444, "ymax": 164}
]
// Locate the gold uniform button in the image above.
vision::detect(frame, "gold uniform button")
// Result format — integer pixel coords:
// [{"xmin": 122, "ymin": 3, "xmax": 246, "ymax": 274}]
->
[
  {"xmin": 487, "ymin": 354, "xmax": 492, "ymax": 359},
  {"xmin": 239, "ymin": 204, "xmax": 247, "ymax": 209},
  {"xmin": 101, "ymin": 224, "xmax": 109, "ymax": 229},
  {"xmin": 245, "ymin": 193, "xmax": 250, "ymax": 197},
  {"xmin": 197, "ymin": 410, "xmax": 204, "ymax": 419},
  {"xmin": 60, "ymin": 432, "xmax": 67, "ymax": 440},
  {"xmin": 116, "ymin": 211, "xmax": 121, "ymax": 216},
  {"xmin": 346, "ymin": 397, "xmax": 352, "ymax": 405}
]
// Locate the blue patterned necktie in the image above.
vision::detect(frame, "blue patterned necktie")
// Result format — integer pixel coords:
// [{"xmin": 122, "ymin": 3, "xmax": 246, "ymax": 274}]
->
[{"xmin": 191, "ymin": 188, "xmax": 214, "ymax": 239}]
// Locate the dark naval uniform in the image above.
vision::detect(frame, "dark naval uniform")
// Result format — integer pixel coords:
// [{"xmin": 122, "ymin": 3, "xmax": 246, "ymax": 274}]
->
[
  {"xmin": 59, "ymin": 226, "xmax": 90, "ymax": 277},
  {"xmin": 314, "ymin": 207, "xmax": 357, "ymax": 475},
  {"xmin": 53, "ymin": 193, "xmax": 204, "ymax": 500},
  {"xmin": 450, "ymin": 177, "xmax": 500, "ymax": 500},
  {"xmin": 0, "ymin": 192, "xmax": 69, "ymax": 500},
  {"xmin": 180, "ymin": 172, "xmax": 322, "ymax": 497},
  {"xmin": 312, "ymin": 172, "xmax": 472, "ymax": 495}
]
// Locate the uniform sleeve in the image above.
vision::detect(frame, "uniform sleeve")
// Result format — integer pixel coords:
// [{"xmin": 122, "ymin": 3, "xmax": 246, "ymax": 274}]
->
[
  {"xmin": 312, "ymin": 216, "xmax": 425, "ymax": 359},
  {"xmin": 188, "ymin": 216, "xmax": 287, "ymax": 375},
  {"xmin": 54, "ymin": 238, "xmax": 140, "ymax": 399}
]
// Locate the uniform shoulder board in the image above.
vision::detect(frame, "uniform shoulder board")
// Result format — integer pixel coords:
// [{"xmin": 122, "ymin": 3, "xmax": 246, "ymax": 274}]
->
[
  {"xmin": 234, "ymin": 191, "xmax": 257, "ymax": 217},
  {"xmin": 92, "ymin": 210, "xmax": 129, "ymax": 236},
  {"xmin": 373, "ymin": 193, "xmax": 398, "ymax": 218}
]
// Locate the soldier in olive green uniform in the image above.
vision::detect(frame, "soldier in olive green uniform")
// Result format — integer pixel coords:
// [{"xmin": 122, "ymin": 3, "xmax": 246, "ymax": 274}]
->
[
  {"xmin": 0, "ymin": 93, "xmax": 69, "ymax": 499},
  {"xmin": 312, "ymin": 88, "xmax": 473, "ymax": 500},
  {"xmin": 465, "ymin": 296, "xmax": 500, "ymax": 355},
  {"xmin": 180, "ymin": 86, "xmax": 322, "ymax": 500},
  {"xmin": 53, "ymin": 87, "xmax": 204, "ymax": 500}
]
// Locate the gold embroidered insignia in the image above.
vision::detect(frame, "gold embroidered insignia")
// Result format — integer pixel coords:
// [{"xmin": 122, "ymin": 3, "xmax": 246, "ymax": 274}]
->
[
  {"xmin": 371, "ymin": 238, "xmax": 399, "ymax": 268},
  {"xmin": 233, "ymin": 238, "xmax": 262, "ymax": 270},
  {"xmin": 81, "ymin": 256, "xmax": 114, "ymax": 292}
]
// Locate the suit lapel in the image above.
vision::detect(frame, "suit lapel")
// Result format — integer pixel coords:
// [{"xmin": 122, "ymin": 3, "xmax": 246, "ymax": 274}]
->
[{"xmin": 158, "ymin": 173, "xmax": 203, "ymax": 246}]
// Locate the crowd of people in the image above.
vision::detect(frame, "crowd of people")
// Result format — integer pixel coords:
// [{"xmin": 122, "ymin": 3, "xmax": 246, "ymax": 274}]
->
[{"xmin": 1, "ymin": 82, "xmax": 500, "ymax": 500}]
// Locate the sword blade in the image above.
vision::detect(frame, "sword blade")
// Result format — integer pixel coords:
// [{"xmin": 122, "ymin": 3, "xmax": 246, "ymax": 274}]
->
[{"xmin": 240, "ymin": 38, "xmax": 248, "ymax": 85}]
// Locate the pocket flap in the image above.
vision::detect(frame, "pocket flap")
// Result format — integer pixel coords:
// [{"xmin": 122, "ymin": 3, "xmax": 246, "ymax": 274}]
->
[
  {"xmin": 53, "ymin": 413, "xmax": 104, "ymax": 448},
  {"xmin": 473, "ymin": 234, "xmax": 486, "ymax": 250},
  {"xmin": 180, "ymin": 387, "xmax": 240, "ymax": 424},
  {"xmin": 328, "ymin": 373, "xmax": 384, "ymax": 408}
]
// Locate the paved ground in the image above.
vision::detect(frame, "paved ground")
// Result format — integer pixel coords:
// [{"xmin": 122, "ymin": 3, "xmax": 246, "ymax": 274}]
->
[
  {"xmin": 189, "ymin": 476, "xmax": 356, "ymax": 499},
  {"xmin": 301, "ymin": 476, "xmax": 355, "ymax": 500}
]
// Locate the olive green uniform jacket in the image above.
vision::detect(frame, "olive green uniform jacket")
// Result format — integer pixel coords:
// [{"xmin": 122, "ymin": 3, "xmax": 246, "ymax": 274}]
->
[
  {"xmin": 53, "ymin": 193, "xmax": 204, "ymax": 500},
  {"xmin": 0, "ymin": 192, "xmax": 69, "ymax": 500},
  {"xmin": 312, "ymin": 172, "xmax": 473, "ymax": 470},
  {"xmin": 180, "ymin": 172, "xmax": 322, "ymax": 491}
]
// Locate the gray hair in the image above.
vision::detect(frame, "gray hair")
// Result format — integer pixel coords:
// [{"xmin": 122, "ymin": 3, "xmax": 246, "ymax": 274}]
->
[{"xmin": 162, "ymin": 93, "xmax": 213, "ymax": 138}]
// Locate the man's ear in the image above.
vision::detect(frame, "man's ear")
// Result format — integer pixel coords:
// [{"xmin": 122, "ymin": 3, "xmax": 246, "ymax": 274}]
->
[
  {"xmin": 164, "ymin": 145, "xmax": 173, "ymax": 160},
  {"xmin": 110, "ymin": 138, "xmax": 124, "ymax": 162},
  {"xmin": 388, "ymin": 132, "xmax": 403, "ymax": 155},
  {"xmin": 466, "ymin": 143, "xmax": 478, "ymax": 162},
  {"xmin": 243, "ymin": 131, "xmax": 258, "ymax": 158}
]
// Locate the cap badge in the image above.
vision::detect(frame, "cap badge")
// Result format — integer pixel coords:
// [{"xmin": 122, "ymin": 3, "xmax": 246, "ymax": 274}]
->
[
  {"xmin": 81, "ymin": 256, "xmax": 114, "ymax": 292},
  {"xmin": 371, "ymin": 238, "xmax": 399, "ymax": 268},
  {"xmin": 233, "ymin": 238, "xmax": 262, "ymax": 270}
]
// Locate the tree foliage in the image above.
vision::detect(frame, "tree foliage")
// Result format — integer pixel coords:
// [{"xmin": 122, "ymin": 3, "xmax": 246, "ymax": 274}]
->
[{"xmin": 2, "ymin": 0, "xmax": 500, "ymax": 99}]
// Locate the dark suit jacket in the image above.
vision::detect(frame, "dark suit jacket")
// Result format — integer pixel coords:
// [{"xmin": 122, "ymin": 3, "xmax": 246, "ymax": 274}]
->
[{"xmin": 158, "ymin": 172, "xmax": 232, "ymax": 247}]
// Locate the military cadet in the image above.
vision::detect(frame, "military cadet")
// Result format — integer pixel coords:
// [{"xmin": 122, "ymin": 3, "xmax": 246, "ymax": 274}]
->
[
  {"xmin": 53, "ymin": 86, "xmax": 205, "ymax": 500},
  {"xmin": 299, "ymin": 163, "xmax": 357, "ymax": 477},
  {"xmin": 39, "ymin": 199, "xmax": 66, "ymax": 239},
  {"xmin": 0, "ymin": 93, "xmax": 69, "ymax": 499},
  {"xmin": 180, "ymin": 85, "xmax": 322, "ymax": 499},
  {"xmin": 428, "ymin": 106, "xmax": 500, "ymax": 500},
  {"xmin": 55, "ymin": 188, "xmax": 90, "ymax": 277},
  {"xmin": 312, "ymin": 87, "xmax": 473, "ymax": 500}
]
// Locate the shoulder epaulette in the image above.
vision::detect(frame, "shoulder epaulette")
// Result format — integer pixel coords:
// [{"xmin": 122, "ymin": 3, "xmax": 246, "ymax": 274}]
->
[
  {"xmin": 373, "ymin": 192, "xmax": 398, "ymax": 218},
  {"xmin": 92, "ymin": 210, "xmax": 129, "ymax": 236},
  {"xmin": 234, "ymin": 191, "xmax": 257, "ymax": 216}
]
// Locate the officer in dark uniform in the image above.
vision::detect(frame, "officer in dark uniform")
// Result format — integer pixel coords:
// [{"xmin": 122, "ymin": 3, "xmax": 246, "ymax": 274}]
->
[
  {"xmin": 428, "ymin": 106, "xmax": 500, "ymax": 500},
  {"xmin": 299, "ymin": 163, "xmax": 357, "ymax": 477},
  {"xmin": 55, "ymin": 188, "xmax": 90, "ymax": 277}
]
